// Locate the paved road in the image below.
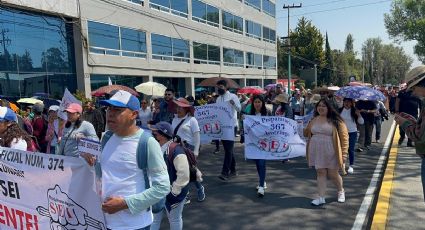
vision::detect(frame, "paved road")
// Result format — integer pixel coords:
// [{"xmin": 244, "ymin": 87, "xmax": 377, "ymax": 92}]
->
[{"xmin": 159, "ymin": 119, "xmax": 394, "ymax": 230}]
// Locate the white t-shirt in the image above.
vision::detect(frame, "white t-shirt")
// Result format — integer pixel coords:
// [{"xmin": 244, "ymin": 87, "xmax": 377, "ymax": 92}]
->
[
  {"xmin": 138, "ymin": 107, "xmax": 152, "ymax": 128},
  {"xmin": 172, "ymin": 115, "xmax": 200, "ymax": 146},
  {"xmin": 340, "ymin": 108, "xmax": 364, "ymax": 133},
  {"xmin": 100, "ymin": 129, "xmax": 152, "ymax": 229},
  {"xmin": 10, "ymin": 138, "xmax": 27, "ymax": 151}
]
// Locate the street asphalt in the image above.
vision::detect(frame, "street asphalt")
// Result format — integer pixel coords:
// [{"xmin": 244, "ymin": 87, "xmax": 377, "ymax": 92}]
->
[{"xmin": 158, "ymin": 119, "xmax": 395, "ymax": 230}]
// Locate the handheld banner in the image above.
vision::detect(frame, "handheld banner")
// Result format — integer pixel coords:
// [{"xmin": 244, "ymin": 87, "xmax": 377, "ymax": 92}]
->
[
  {"xmin": 78, "ymin": 138, "xmax": 102, "ymax": 157},
  {"xmin": 194, "ymin": 102, "xmax": 235, "ymax": 143},
  {"xmin": 0, "ymin": 148, "xmax": 106, "ymax": 230},
  {"xmin": 294, "ymin": 112, "xmax": 314, "ymax": 142},
  {"xmin": 244, "ymin": 116, "xmax": 306, "ymax": 160}
]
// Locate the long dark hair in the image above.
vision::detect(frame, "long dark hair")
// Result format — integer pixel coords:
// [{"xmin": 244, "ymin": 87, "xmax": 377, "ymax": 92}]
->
[
  {"xmin": 65, "ymin": 116, "xmax": 83, "ymax": 129},
  {"xmin": 314, "ymin": 99, "xmax": 344, "ymax": 129},
  {"xmin": 340, "ymin": 98, "xmax": 359, "ymax": 123},
  {"xmin": 249, "ymin": 95, "xmax": 268, "ymax": 116},
  {"xmin": 0, "ymin": 122, "xmax": 32, "ymax": 148}
]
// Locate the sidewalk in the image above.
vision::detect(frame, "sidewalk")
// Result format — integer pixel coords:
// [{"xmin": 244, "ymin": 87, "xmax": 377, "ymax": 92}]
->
[
  {"xmin": 386, "ymin": 143, "xmax": 425, "ymax": 230},
  {"xmin": 372, "ymin": 127, "xmax": 425, "ymax": 230}
]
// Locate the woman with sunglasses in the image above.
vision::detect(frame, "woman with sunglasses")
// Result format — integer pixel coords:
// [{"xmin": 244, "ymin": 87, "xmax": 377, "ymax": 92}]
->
[{"xmin": 138, "ymin": 99, "xmax": 152, "ymax": 129}]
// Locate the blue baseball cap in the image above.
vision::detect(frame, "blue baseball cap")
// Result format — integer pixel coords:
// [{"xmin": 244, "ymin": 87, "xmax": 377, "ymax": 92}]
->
[
  {"xmin": 150, "ymin": 122, "xmax": 174, "ymax": 139},
  {"xmin": 100, "ymin": 90, "xmax": 140, "ymax": 111},
  {"xmin": 0, "ymin": 106, "xmax": 17, "ymax": 122}
]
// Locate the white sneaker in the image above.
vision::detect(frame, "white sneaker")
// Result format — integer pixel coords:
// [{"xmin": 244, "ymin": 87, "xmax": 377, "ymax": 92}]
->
[
  {"xmin": 256, "ymin": 182, "xmax": 267, "ymax": 190},
  {"xmin": 338, "ymin": 191, "xmax": 345, "ymax": 203},
  {"xmin": 347, "ymin": 166, "xmax": 354, "ymax": 174},
  {"xmin": 257, "ymin": 187, "xmax": 265, "ymax": 197},
  {"xmin": 311, "ymin": 197, "xmax": 326, "ymax": 206}
]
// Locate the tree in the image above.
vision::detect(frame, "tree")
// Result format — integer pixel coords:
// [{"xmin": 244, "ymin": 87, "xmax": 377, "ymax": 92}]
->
[
  {"xmin": 41, "ymin": 47, "xmax": 67, "ymax": 72},
  {"xmin": 344, "ymin": 34, "xmax": 354, "ymax": 54},
  {"xmin": 290, "ymin": 17, "xmax": 325, "ymax": 74},
  {"xmin": 384, "ymin": 0, "xmax": 425, "ymax": 62},
  {"xmin": 321, "ymin": 32, "xmax": 334, "ymax": 85}
]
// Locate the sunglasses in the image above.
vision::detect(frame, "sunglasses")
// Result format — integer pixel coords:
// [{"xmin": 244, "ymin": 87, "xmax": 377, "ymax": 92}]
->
[{"xmin": 165, "ymin": 93, "xmax": 172, "ymax": 96}]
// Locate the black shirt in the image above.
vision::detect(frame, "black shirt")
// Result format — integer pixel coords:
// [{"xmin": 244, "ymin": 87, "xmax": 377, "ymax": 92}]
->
[
  {"xmin": 355, "ymin": 100, "xmax": 377, "ymax": 122},
  {"xmin": 398, "ymin": 90, "xmax": 421, "ymax": 117}
]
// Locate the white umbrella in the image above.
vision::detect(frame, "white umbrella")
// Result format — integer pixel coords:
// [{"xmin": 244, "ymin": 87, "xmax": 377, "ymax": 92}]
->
[
  {"xmin": 135, "ymin": 82, "xmax": 167, "ymax": 97},
  {"xmin": 17, "ymin": 98, "xmax": 43, "ymax": 104}
]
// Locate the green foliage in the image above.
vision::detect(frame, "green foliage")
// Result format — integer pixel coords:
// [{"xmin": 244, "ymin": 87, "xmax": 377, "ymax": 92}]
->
[
  {"xmin": 295, "ymin": 79, "xmax": 305, "ymax": 89},
  {"xmin": 73, "ymin": 90, "xmax": 92, "ymax": 105},
  {"xmin": 384, "ymin": 0, "xmax": 425, "ymax": 62}
]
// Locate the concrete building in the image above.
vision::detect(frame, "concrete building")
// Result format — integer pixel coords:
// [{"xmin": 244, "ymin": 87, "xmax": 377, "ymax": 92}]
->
[{"xmin": 0, "ymin": 0, "xmax": 277, "ymax": 98}]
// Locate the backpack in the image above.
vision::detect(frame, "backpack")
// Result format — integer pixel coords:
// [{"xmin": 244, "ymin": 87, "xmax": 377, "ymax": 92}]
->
[
  {"xmin": 168, "ymin": 142, "xmax": 198, "ymax": 183},
  {"xmin": 97, "ymin": 130, "xmax": 152, "ymax": 211}
]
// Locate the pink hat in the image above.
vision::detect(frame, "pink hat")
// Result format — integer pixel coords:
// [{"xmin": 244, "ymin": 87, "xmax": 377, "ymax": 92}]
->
[{"xmin": 65, "ymin": 103, "xmax": 83, "ymax": 113}]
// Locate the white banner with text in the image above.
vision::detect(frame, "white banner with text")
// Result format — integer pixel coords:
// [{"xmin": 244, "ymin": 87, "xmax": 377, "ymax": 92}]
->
[
  {"xmin": 244, "ymin": 116, "xmax": 306, "ymax": 160},
  {"xmin": 195, "ymin": 102, "xmax": 235, "ymax": 143},
  {"xmin": 0, "ymin": 148, "xmax": 106, "ymax": 230}
]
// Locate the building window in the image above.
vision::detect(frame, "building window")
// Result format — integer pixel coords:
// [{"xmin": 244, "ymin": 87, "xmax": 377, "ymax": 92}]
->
[
  {"xmin": 262, "ymin": 26, "xmax": 276, "ymax": 43},
  {"xmin": 0, "ymin": 7, "xmax": 77, "ymax": 97},
  {"xmin": 88, "ymin": 21, "xmax": 120, "ymax": 55},
  {"xmin": 245, "ymin": 20, "xmax": 262, "ymax": 40},
  {"xmin": 262, "ymin": 0, "xmax": 275, "ymax": 17},
  {"xmin": 152, "ymin": 34, "xmax": 190, "ymax": 62},
  {"xmin": 150, "ymin": 0, "xmax": 188, "ymax": 18},
  {"xmin": 192, "ymin": 0, "xmax": 219, "ymax": 27},
  {"xmin": 126, "ymin": 0, "xmax": 143, "ymax": 5},
  {"xmin": 91, "ymin": 75, "xmax": 145, "ymax": 91},
  {"xmin": 246, "ymin": 52, "xmax": 263, "ymax": 69},
  {"xmin": 88, "ymin": 21, "xmax": 147, "ymax": 58},
  {"xmin": 193, "ymin": 42, "xmax": 220, "ymax": 65},
  {"xmin": 222, "ymin": 11, "xmax": 243, "ymax": 34},
  {"xmin": 263, "ymin": 55, "xmax": 276, "ymax": 69},
  {"xmin": 245, "ymin": 0, "xmax": 261, "ymax": 11},
  {"xmin": 223, "ymin": 48, "xmax": 244, "ymax": 67}
]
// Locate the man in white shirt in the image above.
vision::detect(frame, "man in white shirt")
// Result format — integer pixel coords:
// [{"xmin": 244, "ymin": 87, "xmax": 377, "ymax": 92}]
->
[
  {"xmin": 216, "ymin": 79, "xmax": 241, "ymax": 181},
  {"xmin": 95, "ymin": 90, "xmax": 170, "ymax": 230}
]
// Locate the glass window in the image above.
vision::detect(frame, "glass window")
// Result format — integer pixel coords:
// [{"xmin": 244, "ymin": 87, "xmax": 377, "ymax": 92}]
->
[
  {"xmin": 263, "ymin": 55, "xmax": 276, "ymax": 69},
  {"xmin": 192, "ymin": 0, "xmax": 206, "ymax": 19},
  {"xmin": 172, "ymin": 38, "xmax": 189, "ymax": 61},
  {"xmin": 245, "ymin": 0, "xmax": 261, "ymax": 10},
  {"xmin": 151, "ymin": 34, "xmax": 172, "ymax": 60},
  {"xmin": 206, "ymin": 5, "xmax": 219, "ymax": 26},
  {"xmin": 223, "ymin": 48, "xmax": 243, "ymax": 67},
  {"xmin": 222, "ymin": 11, "xmax": 243, "ymax": 34},
  {"xmin": 194, "ymin": 42, "xmax": 208, "ymax": 61},
  {"xmin": 262, "ymin": 26, "xmax": 276, "ymax": 43},
  {"xmin": 0, "ymin": 7, "xmax": 77, "ymax": 97},
  {"xmin": 126, "ymin": 0, "xmax": 143, "ymax": 4},
  {"xmin": 150, "ymin": 0, "xmax": 187, "ymax": 18},
  {"xmin": 91, "ymin": 75, "xmax": 145, "ymax": 91},
  {"xmin": 262, "ymin": 0, "xmax": 276, "ymax": 17},
  {"xmin": 120, "ymin": 28, "xmax": 147, "ymax": 56},
  {"xmin": 88, "ymin": 21, "xmax": 120, "ymax": 54},
  {"xmin": 246, "ymin": 52, "xmax": 263, "ymax": 68},
  {"xmin": 208, "ymin": 44, "xmax": 220, "ymax": 63},
  {"xmin": 246, "ymin": 20, "xmax": 262, "ymax": 40}
]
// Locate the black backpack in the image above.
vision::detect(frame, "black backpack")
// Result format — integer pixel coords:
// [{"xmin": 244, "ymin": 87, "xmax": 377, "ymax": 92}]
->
[{"xmin": 167, "ymin": 142, "xmax": 198, "ymax": 182}]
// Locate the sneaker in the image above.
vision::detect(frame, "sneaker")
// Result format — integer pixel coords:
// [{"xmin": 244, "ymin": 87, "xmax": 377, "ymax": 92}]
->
[
  {"xmin": 185, "ymin": 193, "xmax": 191, "ymax": 204},
  {"xmin": 398, "ymin": 139, "xmax": 404, "ymax": 145},
  {"xmin": 257, "ymin": 187, "xmax": 265, "ymax": 197},
  {"xmin": 365, "ymin": 146, "xmax": 370, "ymax": 150},
  {"xmin": 218, "ymin": 174, "xmax": 230, "ymax": 181},
  {"xmin": 376, "ymin": 139, "xmax": 380, "ymax": 143},
  {"xmin": 229, "ymin": 171, "xmax": 238, "ymax": 178},
  {"xmin": 256, "ymin": 182, "xmax": 267, "ymax": 190},
  {"xmin": 356, "ymin": 147, "xmax": 364, "ymax": 152},
  {"xmin": 311, "ymin": 197, "xmax": 326, "ymax": 206},
  {"xmin": 338, "ymin": 190, "xmax": 345, "ymax": 203},
  {"xmin": 213, "ymin": 149, "xmax": 220, "ymax": 154},
  {"xmin": 347, "ymin": 166, "xmax": 354, "ymax": 174},
  {"xmin": 197, "ymin": 185, "xmax": 206, "ymax": 202},
  {"xmin": 407, "ymin": 141, "xmax": 414, "ymax": 147}
]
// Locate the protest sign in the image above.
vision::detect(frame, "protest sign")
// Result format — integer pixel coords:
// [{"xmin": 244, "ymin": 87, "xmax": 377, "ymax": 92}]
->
[
  {"xmin": 0, "ymin": 148, "xmax": 106, "ymax": 230},
  {"xmin": 244, "ymin": 116, "xmax": 306, "ymax": 160},
  {"xmin": 294, "ymin": 112, "xmax": 314, "ymax": 141},
  {"xmin": 58, "ymin": 88, "xmax": 81, "ymax": 119},
  {"xmin": 78, "ymin": 138, "xmax": 102, "ymax": 157},
  {"xmin": 194, "ymin": 102, "xmax": 235, "ymax": 143}
]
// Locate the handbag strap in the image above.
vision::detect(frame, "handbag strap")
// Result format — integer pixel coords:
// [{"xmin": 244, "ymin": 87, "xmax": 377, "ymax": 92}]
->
[{"xmin": 173, "ymin": 118, "xmax": 187, "ymax": 137}]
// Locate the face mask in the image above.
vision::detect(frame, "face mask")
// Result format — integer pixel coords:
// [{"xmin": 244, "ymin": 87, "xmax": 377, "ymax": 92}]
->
[{"xmin": 218, "ymin": 88, "xmax": 225, "ymax": 95}]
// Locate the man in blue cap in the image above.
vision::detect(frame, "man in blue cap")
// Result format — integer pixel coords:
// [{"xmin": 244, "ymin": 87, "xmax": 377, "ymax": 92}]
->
[{"xmin": 94, "ymin": 90, "xmax": 170, "ymax": 230}]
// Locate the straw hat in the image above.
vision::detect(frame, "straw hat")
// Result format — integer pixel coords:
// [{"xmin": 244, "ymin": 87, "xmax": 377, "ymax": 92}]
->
[
  {"xmin": 173, "ymin": 98, "xmax": 195, "ymax": 115},
  {"xmin": 272, "ymin": 94, "xmax": 289, "ymax": 104},
  {"xmin": 310, "ymin": 94, "xmax": 322, "ymax": 104},
  {"xmin": 406, "ymin": 66, "xmax": 425, "ymax": 89}
]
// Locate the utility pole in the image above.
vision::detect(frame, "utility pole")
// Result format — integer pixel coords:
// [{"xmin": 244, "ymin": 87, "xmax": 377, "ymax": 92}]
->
[
  {"xmin": 0, "ymin": 29, "xmax": 11, "ymax": 92},
  {"xmin": 314, "ymin": 64, "xmax": 317, "ymax": 87},
  {"xmin": 282, "ymin": 3, "xmax": 302, "ymax": 95},
  {"xmin": 362, "ymin": 53, "xmax": 365, "ymax": 83}
]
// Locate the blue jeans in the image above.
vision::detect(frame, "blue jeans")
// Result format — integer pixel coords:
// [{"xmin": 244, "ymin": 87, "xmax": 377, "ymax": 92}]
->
[
  {"xmin": 221, "ymin": 140, "xmax": 236, "ymax": 176},
  {"xmin": 421, "ymin": 157, "xmax": 425, "ymax": 202},
  {"xmin": 255, "ymin": 159, "xmax": 266, "ymax": 187},
  {"xmin": 150, "ymin": 199, "xmax": 185, "ymax": 230},
  {"xmin": 374, "ymin": 117, "xmax": 382, "ymax": 141},
  {"xmin": 348, "ymin": 132, "xmax": 357, "ymax": 165}
]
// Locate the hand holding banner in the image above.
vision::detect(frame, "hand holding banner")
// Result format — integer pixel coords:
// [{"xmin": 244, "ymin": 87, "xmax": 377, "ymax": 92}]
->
[{"xmin": 195, "ymin": 102, "xmax": 235, "ymax": 143}]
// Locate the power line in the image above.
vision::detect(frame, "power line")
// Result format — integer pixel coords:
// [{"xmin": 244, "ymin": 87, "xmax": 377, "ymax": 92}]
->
[{"xmin": 277, "ymin": 0, "xmax": 392, "ymax": 19}]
